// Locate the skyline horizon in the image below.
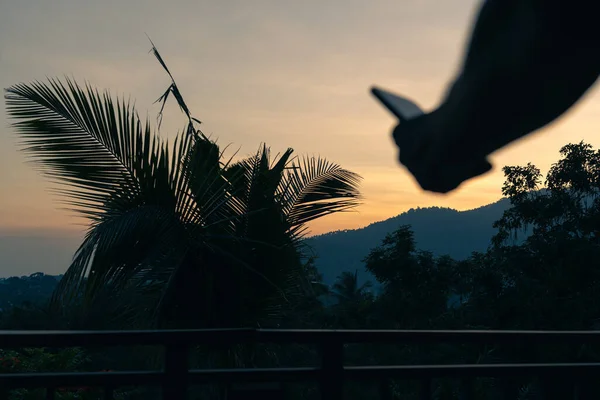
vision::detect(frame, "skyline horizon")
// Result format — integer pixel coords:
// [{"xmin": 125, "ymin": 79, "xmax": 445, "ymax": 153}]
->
[
  {"xmin": 0, "ymin": 189, "xmax": 511, "ymax": 238},
  {"xmin": 0, "ymin": 193, "xmax": 511, "ymax": 279}
]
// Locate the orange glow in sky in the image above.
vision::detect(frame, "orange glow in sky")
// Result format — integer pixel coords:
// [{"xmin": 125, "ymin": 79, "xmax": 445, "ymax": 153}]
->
[{"xmin": 2, "ymin": 0, "xmax": 600, "ymax": 238}]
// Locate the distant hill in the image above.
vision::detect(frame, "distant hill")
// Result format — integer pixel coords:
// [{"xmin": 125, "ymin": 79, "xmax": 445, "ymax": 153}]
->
[
  {"xmin": 305, "ymin": 198, "xmax": 514, "ymax": 286},
  {"xmin": 1, "ymin": 199, "xmax": 518, "ymax": 289},
  {"xmin": 0, "ymin": 273, "xmax": 62, "ymax": 311}
]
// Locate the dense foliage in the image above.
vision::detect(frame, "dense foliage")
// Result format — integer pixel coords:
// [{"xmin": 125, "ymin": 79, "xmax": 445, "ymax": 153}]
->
[{"xmin": 0, "ymin": 273, "xmax": 60, "ymax": 311}]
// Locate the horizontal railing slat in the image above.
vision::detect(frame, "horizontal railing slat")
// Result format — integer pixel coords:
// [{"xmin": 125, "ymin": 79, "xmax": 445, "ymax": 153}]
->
[
  {"xmin": 0, "ymin": 329, "xmax": 258, "ymax": 347},
  {"xmin": 2, "ymin": 329, "xmax": 600, "ymax": 347},
  {"xmin": 344, "ymin": 362, "xmax": 600, "ymax": 379},
  {"xmin": 0, "ymin": 371, "xmax": 162, "ymax": 388},
  {"xmin": 188, "ymin": 367, "xmax": 321, "ymax": 383},
  {"xmin": 3, "ymin": 363, "xmax": 600, "ymax": 389},
  {"xmin": 257, "ymin": 329, "xmax": 600, "ymax": 344},
  {"xmin": 2, "ymin": 363, "xmax": 600, "ymax": 389},
  {"xmin": 0, "ymin": 368, "xmax": 319, "ymax": 388}
]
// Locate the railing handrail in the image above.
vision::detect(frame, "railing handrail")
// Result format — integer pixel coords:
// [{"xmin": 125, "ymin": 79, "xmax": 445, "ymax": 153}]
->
[{"xmin": 2, "ymin": 328, "xmax": 600, "ymax": 347}]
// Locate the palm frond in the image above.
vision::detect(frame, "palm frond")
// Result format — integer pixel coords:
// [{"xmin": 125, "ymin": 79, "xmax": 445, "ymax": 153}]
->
[
  {"xmin": 4, "ymin": 78, "xmax": 171, "ymax": 219},
  {"xmin": 51, "ymin": 204, "xmax": 189, "ymax": 313},
  {"xmin": 281, "ymin": 155, "xmax": 362, "ymax": 228},
  {"xmin": 147, "ymin": 37, "xmax": 206, "ymax": 138},
  {"xmin": 182, "ymin": 138, "xmax": 232, "ymax": 226}
]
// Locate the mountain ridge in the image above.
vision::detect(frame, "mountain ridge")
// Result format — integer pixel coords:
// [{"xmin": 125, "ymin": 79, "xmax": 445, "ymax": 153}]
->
[
  {"xmin": 0, "ymin": 199, "xmax": 515, "ymax": 281},
  {"xmin": 306, "ymin": 197, "xmax": 514, "ymax": 285}
]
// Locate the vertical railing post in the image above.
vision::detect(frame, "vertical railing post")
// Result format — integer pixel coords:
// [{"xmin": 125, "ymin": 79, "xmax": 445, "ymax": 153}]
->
[
  {"xmin": 320, "ymin": 339, "xmax": 344, "ymax": 400},
  {"xmin": 379, "ymin": 379, "xmax": 393, "ymax": 400},
  {"xmin": 420, "ymin": 378, "xmax": 432, "ymax": 400},
  {"xmin": 45, "ymin": 387, "xmax": 55, "ymax": 400},
  {"xmin": 163, "ymin": 343, "xmax": 189, "ymax": 400},
  {"xmin": 103, "ymin": 386, "xmax": 115, "ymax": 400},
  {"xmin": 459, "ymin": 378, "xmax": 475, "ymax": 400}
]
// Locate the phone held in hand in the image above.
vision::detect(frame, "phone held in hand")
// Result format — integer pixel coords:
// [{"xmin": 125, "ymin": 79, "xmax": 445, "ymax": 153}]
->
[{"xmin": 370, "ymin": 87, "xmax": 424, "ymax": 123}]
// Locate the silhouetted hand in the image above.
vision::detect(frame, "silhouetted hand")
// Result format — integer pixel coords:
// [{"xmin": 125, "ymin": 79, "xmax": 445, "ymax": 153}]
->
[{"xmin": 391, "ymin": 115, "xmax": 492, "ymax": 194}]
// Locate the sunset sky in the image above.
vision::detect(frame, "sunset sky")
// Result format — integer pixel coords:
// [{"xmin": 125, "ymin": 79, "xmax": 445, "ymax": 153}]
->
[{"xmin": 2, "ymin": 0, "xmax": 600, "ymax": 241}]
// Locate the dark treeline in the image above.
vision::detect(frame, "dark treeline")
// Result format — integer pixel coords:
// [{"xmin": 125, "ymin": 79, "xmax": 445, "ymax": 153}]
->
[{"xmin": 2, "ymin": 142, "xmax": 600, "ymax": 399}]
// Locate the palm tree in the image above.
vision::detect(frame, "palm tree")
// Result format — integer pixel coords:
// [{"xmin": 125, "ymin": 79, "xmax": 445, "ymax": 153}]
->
[
  {"xmin": 3, "ymin": 45, "xmax": 362, "ymax": 330},
  {"xmin": 330, "ymin": 270, "xmax": 374, "ymax": 328},
  {"xmin": 331, "ymin": 271, "xmax": 373, "ymax": 303}
]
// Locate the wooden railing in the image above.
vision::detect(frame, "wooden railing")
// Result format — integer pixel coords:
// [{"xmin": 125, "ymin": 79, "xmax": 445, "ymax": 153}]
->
[{"xmin": 1, "ymin": 329, "xmax": 600, "ymax": 399}]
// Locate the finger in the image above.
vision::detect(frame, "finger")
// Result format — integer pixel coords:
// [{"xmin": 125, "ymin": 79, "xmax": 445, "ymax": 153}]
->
[
  {"xmin": 391, "ymin": 124, "xmax": 404, "ymax": 148},
  {"xmin": 408, "ymin": 157, "xmax": 493, "ymax": 194},
  {"xmin": 392, "ymin": 115, "xmax": 424, "ymax": 149},
  {"xmin": 433, "ymin": 159, "xmax": 493, "ymax": 193}
]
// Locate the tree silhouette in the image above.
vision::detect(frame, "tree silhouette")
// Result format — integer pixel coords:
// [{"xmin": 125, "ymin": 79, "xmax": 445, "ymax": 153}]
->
[{"xmin": 3, "ymin": 45, "xmax": 362, "ymax": 330}]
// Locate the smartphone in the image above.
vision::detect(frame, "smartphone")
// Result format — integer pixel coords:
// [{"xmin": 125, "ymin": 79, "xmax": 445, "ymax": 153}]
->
[{"xmin": 371, "ymin": 86, "xmax": 424, "ymax": 123}]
